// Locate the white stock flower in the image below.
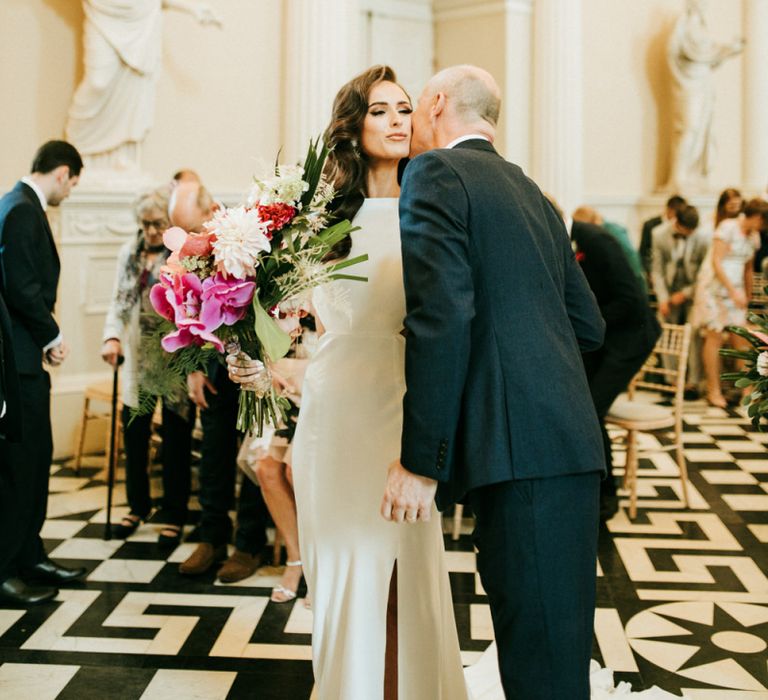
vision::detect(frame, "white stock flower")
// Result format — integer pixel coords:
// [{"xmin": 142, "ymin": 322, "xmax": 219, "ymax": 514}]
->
[
  {"xmin": 206, "ymin": 206, "xmax": 272, "ymax": 279},
  {"xmin": 757, "ymin": 352, "xmax": 768, "ymax": 377},
  {"xmin": 248, "ymin": 164, "xmax": 309, "ymax": 206}
]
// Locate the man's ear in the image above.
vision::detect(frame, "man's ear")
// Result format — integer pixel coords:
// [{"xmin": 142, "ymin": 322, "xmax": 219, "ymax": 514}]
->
[
  {"xmin": 431, "ymin": 92, "xmax": 446, "ymax": 119},
  {"xmin": 53, "ymin": 165, "xmax": 70, "ymax": 183}
]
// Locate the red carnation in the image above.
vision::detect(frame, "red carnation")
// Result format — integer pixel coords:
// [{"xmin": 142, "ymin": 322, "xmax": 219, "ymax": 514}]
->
[
  {"xmin": 575, "ymin": 251, "xmax": 586, "ymax": 263},
  {"xmin": 258, "ymin": 203, "xmax": 296, "ymax": 234}
]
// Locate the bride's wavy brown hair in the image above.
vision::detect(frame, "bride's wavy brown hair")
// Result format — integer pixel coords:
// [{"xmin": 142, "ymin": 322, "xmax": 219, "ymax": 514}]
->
[{"xmin": 324, "ymin": 65, "xmax": 408, "ymax": 258}]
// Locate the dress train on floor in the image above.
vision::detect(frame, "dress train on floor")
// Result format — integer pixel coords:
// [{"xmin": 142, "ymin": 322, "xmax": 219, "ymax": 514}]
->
[{"xmin": 464, "ymin": 643, "xmax": 687, "ymax": 699}]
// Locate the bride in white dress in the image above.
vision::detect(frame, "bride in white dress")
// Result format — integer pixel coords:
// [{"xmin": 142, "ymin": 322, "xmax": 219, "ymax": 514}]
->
[{"xmin": 289, "ymin": 66, "xmax": 467, "ymax": 699}]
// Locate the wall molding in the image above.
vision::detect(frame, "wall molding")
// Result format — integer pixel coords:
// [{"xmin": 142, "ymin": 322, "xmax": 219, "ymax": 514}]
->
[
  {"xmin": 434, "ymin": 0, "xmax": 532, "ymax": 23},
  {"xmin": 361, "ymin": 0, "xmax": 432, "ymax": 21}
]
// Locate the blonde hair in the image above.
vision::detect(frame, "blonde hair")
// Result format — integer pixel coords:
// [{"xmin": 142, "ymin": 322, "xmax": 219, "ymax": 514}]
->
[{"xmin": 135, "ymin": 187, "xmax": 171, "ymax": 222}]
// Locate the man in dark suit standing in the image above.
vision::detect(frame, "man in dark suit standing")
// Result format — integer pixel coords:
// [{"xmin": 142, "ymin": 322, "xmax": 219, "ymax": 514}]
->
[
  {"xmin": 382, "ymin": 66, "xmax": 606, "ymax": 698},
  {"xmin": 0, "ymin": 141, "xmax": 86, "ymax": 605},
  {"xmin": 567, "ymin": 212, "xmax": 661, "ymax": 518}
]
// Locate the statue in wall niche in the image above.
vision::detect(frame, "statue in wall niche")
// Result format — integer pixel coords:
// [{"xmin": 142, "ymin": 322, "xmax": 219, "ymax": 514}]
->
[
  {"xmin": 66, "ymin": 0, "xmax": 221, "ymax": 178},
  {"xmin": 663, "ymin": 0, "xmax": 744, "ymax": 192}
]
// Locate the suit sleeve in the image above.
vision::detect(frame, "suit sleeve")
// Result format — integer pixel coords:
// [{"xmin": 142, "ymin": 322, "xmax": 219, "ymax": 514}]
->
[
  {"xmin": 650, "ymin": 229, "xmax": 669, "ymax": 304},
  {"xmin": 1, "ymin": 204, "xmax": 60, "ymax": 348},
  {"xmin": 563, "ymin": 246, "xmax": 605, "ymax": 352},
  {"xmin": 399, "ymin": 152, "xmax": 474, "ymax": 482},
  {"xmin": 595, "ymin": 233, "xmax": 648, "ymax": 326}
]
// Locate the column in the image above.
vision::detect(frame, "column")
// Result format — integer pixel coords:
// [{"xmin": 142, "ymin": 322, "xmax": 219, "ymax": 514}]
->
[
  {"xmin": 282, "ymin": 0, "xmax": 363, "ymax": 162},
  {"xmin": 531, "ymin": 0, "xmax": 583, "ymax": 214},
  {"xmin": 742, "ymin": 0, "xmax": 768, "ymax": 191},
  {"xmin": 504, "ymin": 0, "xmax": 534, "ymax": 171}
]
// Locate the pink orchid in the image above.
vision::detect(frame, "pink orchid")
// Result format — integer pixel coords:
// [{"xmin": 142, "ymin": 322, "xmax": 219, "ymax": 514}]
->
[
  {"xmin": 160, "ymin": 226, "xmax": 189, "ymax": 276},
  {"xmin": 751, "ymin": 330, "xmax": 768, "ymax": 347},
  {"xmin": 149, "ymin": 273, "xmax": 225, "ymax": 352},
  {"xmin": 200, "ymin": 273, "xmax": 256, "ymax": 331}
]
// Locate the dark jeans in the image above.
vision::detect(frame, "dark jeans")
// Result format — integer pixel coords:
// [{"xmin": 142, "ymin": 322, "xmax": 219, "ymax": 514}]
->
[
  {"xmin": 198, "ymin": 369, "xmax": 268, "ymax": 553},
  {"xmin": 0, "ymin": 372, "xmax": 52, "ymax": 580},
  {"xmin": 122, "ymin": 400, "xmax": 195, "ymax": 525},
  {"xmin": 469, "ymin": 472, "xmax": 600, "ymax": 700}
]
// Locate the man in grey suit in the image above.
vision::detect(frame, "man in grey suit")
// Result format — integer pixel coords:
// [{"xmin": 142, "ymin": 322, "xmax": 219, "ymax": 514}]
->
[
  {"xmin": 382, "ymin": 65, "xmax": 606, "ymax": 699},
  {"xmin": 651, "ymin": 204, "xmax": 709, "ymax": 390}
]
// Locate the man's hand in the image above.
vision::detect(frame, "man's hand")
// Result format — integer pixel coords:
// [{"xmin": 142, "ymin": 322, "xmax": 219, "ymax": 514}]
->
[
  {"xmin": 381, "ymin": 461, "xmax": 437, "ymax": 524},
  {"xmin": 46, "ymin": 340, "xmax": 70, "ymax": 367},
  {"xmin": 100, "ymin": 339, "xmax": 122, "ymax": 367},
  {"xmin": 187, "ymin": 371, "xmax": 216, "ymax": 409},
  {"xmin": 669, "ymin": 291, "xmax": 687, "ymax": 307},
  {"xmin": 658, "ymin": 300, "xmax": 670, "ymax": 317}
]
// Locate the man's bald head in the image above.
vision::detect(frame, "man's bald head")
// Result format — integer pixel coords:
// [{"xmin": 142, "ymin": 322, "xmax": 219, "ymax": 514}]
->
[
  {"xmin": 425, "ymin": 65, "xmax": 501, "ymax": 128},
  {"xmin": 168, "ymin": 181, "xmax": 216, "ymax": 232},
  {"xmin": 410, "ymin": 64, "xmax": 502, "ymax": 155}
]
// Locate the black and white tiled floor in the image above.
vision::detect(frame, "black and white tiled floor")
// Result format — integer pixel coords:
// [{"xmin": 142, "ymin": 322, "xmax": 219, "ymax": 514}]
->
[{"xmin": 1, "ymin": 398, "xmax": 767, "ymax": 699}]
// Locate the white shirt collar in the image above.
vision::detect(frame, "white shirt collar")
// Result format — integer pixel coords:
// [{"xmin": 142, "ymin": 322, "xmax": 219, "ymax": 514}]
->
[
  {"xmin": 564, "ymin": 215, "xmax": 573, "ymax": 238},
  {"xmin": 445, "ymin": 134, "xmax": 491, "ymax": 150},
  {"xmin": 20, "ymin": 176, "xmax": 47, "ymax": 211}
]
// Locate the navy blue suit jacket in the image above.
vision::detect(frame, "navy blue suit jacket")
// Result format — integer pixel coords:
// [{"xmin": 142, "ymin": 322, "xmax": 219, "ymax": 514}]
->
[
  {"xmin": 0, "ymin": 182, "xmax": 61, "ymax": 376},
  {"xmin": 398, "ymin": 139, "xmax": 606, "ymax": 508}
]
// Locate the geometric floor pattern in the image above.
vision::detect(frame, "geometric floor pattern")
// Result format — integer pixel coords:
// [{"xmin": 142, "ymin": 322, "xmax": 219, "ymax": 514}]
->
[{"xmin": 1, "ymin": 398, "xmax": 767, "ymax": 699}]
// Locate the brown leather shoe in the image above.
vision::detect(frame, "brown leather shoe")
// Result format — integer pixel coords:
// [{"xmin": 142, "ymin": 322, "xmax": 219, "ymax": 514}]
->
[
  {"xmin": 179, "ymin": 543, "xmax": 227, "ymax": 575},
  {"xmin": 217, "ymin": 550, "xmax": 263, "ymax": 583}
]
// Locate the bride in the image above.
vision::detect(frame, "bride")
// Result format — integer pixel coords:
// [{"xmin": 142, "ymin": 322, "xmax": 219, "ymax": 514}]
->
[{"xmin": 234, "ymin": 65, "xmax": 467, "ymax": 699}]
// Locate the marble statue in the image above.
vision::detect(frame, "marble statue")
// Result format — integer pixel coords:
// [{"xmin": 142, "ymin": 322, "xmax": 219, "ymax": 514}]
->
[
  {"xmin": 664, "ymin": 0, "xmax": 744, "ymax": 192},
  {"xmin": 66, "ymin": 0, "xmax": 221, "ymax": 176}
]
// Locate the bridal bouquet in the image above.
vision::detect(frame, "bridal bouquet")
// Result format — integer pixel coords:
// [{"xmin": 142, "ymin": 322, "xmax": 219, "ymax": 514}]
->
[
  {"xmin": 141, "ymin": 141, "xmax": 366, "ymax": 435},
  {"xmin": 721, "ymin": 307, "xmax": 768, "ymax": 428}
]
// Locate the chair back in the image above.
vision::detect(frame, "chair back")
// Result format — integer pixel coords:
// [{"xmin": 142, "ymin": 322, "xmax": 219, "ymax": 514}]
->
[
  {"xmin": 750, "ymin": 272, "xmax": 768, "ymax": 311},
  {"xmin": 629, "ymin": 323, "xmax": 692, "ymax": 424}
]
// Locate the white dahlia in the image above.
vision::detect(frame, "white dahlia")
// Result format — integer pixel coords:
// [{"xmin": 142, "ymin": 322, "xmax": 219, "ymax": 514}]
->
[
  {"xmin": 205, "ymin": 206, "xmax": 272, "ymax": 280},
  {"xmin": 757, "ymin": 351, "xmax": 768, "ymax": 377}
]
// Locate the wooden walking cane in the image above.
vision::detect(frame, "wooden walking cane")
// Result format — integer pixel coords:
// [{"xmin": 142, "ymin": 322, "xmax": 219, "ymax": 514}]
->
[{"xmin": 103, "ymin": 356, "xmax": 123, "ymax": 541}]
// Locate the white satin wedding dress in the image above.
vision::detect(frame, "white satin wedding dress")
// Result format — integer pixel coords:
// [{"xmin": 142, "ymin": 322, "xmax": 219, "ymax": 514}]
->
[{"xmin": 291, "ymin": 198, "xmax": 467, "ymax": 700}]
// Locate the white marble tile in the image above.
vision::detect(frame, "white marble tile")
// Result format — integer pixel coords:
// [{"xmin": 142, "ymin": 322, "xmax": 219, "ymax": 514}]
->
[
  {"xmin": 0, "ymin": 663, "xmax": 79, "ymax": 700},
  {"xmin": 723, "ymin": 494, "xmax": 768, "ymax": 511},
  {"xmin": 88, "ymin": 559, "xmax": 165, "ymax": 584},
  {"xmin": 444, "ymin": 550, "xmax": 476, "ymax": 573},
  {"xmin": 166, "ymin": 542, "xmax": 206, "ymax": 564},
  {"xmin": 40, "ymin": 519, "xmax": 88, "ymax": 540},
  {"xmin": 738, "ymin": 459, "xmax": 768, "ymax": 473},
  {"xmin": 470, "ymin": 603, "xmax": 494, "ymax": 641},
  {"xmin": 745, "ymin": 431, "xmax": 768, "ymax": 443},
  {"xmin": 87, "ymin": 504, "xmax": 131, "ymax": 524},
  {"xmin": 48, "ymin": 537, "xmax": 123, "ymax": 561},
  {"xmin": 698, "ymin": 424, "xmax": 747, "ymax": 435},
  {"xmin": 716, "ymin": 439, "xmax": 768, "ymax": 453},
  {"xmin": 594, "ymin": 608, "xmax": 638, "ymax": 672},
  {"xmin": 748, "ymin": 524, "xmax": 768, "ymax": 543},
  {"xmin": 48, "ymin": 476, "xmax": 91, "ymax": 493},
  {"xmin": 701, "ymin": 470, "xmax": 758, "ymax": 485},
  {"xmin": 284, "ymin": 599, "xmax": 314, "ymax": 635},
  {"xmin": 46, "ymin": 485, "xmax": 126, "ymax": 519},
  {"xmin": 0, "ymin": 610, "xmax": 25, "ymax": 637},
  {"xmin": 682, "ymin": 691, "xmax": 768, "ymax": 700},
  {"xmin": 681, "ymin": 448, "xmax": 734, "ymax": 462},
  {"xmin": 127, "ymin": 523, "xmax": 195, "ymax": 544},
  {"xmin": 681, "ymin": 432, "xmax": 715, "ymax": 443},
  {"xmin": 140, "ymin": 670, "xmax": 236, "ymax": 700}
]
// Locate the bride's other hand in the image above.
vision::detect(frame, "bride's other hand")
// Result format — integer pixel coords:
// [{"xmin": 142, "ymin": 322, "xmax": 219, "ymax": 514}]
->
[
  {"xmin": 226, "ymin": 354, "xmax": 267, "ymax": 384},
  {"xmin": 381, "ymin": 461, "xmax": 437, "ymax": 524}
]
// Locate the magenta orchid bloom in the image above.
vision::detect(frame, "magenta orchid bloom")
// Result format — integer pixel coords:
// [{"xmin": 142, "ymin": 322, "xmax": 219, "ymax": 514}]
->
[
  {"xmin": 200, "ymin": 273, "xmax": 256, "ymax": 331},
  {"xmin": 149, "ymin": 273, "xmax": 225, "ymax": 352}
]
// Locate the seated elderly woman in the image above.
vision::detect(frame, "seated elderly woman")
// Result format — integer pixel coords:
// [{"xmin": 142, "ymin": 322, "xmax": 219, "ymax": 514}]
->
[{"xmin": 101, "ymin": 188, "xmax": 196, "ymax": 545}]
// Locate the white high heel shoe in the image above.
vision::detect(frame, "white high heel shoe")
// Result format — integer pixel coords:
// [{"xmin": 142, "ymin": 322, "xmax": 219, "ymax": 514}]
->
[{"xmin": 271, "ymin": 560, "xmax": 303, "ymax": 603}]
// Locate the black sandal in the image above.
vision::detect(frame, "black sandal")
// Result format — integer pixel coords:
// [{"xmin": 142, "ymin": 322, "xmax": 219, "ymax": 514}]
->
[
  {"xmin": 158, "ymin": 525, "xmax": 182, "ymax": 547},
  {"xmin": 112, "ymin": 514, "xmax": 142, "ymax": 540}
]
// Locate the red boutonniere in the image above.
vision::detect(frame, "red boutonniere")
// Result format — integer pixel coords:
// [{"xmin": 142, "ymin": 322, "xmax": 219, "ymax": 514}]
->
[{"xmin": 575, "ymin": 251, "xmax": 586, "ymax": 263}]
